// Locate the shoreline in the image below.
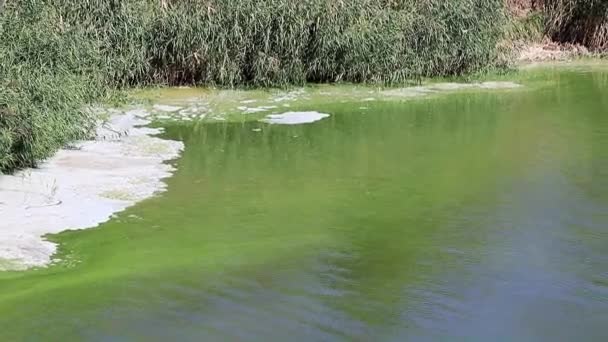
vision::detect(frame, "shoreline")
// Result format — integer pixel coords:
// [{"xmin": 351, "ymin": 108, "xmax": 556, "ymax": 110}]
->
[{"xmin": 0, "ymin": 109, "xmax": 183, "ymax": 270}]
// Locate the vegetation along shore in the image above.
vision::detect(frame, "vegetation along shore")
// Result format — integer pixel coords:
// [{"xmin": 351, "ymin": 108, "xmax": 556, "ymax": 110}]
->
[{"xmin": 0, "ymin": 0, "xmax": 606, "ymax": 172}]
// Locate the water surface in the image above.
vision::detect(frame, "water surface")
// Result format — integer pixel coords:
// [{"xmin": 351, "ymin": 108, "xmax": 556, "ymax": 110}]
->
[{"xmin": 1, "ymin": 66, "xmax": 607, "ymax": 341}]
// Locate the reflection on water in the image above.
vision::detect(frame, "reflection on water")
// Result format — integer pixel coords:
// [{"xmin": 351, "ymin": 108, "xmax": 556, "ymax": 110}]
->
[{"xmin": 1, "ymin": 68, "xmax": 607, "ymax": 341}]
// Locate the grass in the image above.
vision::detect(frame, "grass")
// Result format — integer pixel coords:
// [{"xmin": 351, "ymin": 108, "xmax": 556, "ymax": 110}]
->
[
  {"xmin": 0, "ymin": 1, "xmax": 109, "ymax": 171},
  {"xmin": 0, "ymin": 0, "xmax": 508, "ymax": 172}
]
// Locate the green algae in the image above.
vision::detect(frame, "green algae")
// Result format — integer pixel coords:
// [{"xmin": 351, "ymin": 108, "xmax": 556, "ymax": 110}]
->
[
  {"xmin": 0, "ymin": 65, "xmax": 607, "ymax": 340},
  {"xmin": 131, "ymin": 79, "xmax": 530, "ymax": 124}
]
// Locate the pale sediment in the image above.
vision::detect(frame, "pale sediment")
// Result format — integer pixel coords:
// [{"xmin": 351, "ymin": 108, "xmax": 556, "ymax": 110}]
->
[{"xmin": 0, "ymin": 109, "xmax": 183, "ymax": 271}]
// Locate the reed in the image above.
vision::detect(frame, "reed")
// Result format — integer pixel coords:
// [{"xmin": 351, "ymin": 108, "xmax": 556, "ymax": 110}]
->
[{"xmin": 544, "ymin": 0, "xmax": 608, "ymax": 51}]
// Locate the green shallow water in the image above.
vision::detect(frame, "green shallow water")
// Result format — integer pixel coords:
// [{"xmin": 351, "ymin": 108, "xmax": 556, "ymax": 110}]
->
[{"xmin": 1, "ymin": 65, "xmax": 608, "ymax": 341}]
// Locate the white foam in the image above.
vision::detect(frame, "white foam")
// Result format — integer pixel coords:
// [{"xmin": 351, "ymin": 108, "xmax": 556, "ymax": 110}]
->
[
  {"xmin": 260, "ymin": 111, "xmax": 330, "ymax": 125},
  {"xmin": 272, "ymin": 89, "xmax": 306, "ymax": 102},
  {"xmin": 382, "ymin": 81, "xmax": 522, "ymax": 97},
  {"xmin": 0, "ymin": 109, "xmax": 183, "ymax": 270},
  {"xmin": 238, "ymin": 106, "xmax": 278, "ymax": 114},
  {"xmin": 153, "ymin": 104, "xmax": 182, "ymax": 112},
  {"xmin": 478, "ymin": 81, "xmax": 522, "ymax": 89}
]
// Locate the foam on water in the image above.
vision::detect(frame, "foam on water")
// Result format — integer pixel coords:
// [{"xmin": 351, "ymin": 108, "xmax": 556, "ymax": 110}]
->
[
  {"xmin": 153, "ymin": 104, "xmax": 182, "ymax": 112},
  {"xmin": 0, "ymin": 109, "xmax": 183, "ymax": 270},
  {"xmin": 382, "ymin": 81, "xmax": 521, "ymax": 97},
  {"xmin": 260, "ymin": 111, "xmax": 330, "ymax": 125}
]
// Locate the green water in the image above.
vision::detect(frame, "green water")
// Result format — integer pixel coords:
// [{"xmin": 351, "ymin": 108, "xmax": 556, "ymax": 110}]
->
[{"xmin": 1, "ymin": 65, "xmax": 608, "ymax": 341}]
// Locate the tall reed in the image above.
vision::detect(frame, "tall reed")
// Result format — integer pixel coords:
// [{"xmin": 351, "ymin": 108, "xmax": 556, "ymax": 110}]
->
[{"xmin": 545, "ymin": 0, "xmax": 608, "ymax": 51}]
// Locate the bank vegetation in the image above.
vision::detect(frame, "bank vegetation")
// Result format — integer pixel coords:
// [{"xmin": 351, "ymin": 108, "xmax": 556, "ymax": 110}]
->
[{"xmin": 0, "ymin": 0, "xmax": 605, "ymax": 172}]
